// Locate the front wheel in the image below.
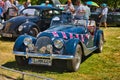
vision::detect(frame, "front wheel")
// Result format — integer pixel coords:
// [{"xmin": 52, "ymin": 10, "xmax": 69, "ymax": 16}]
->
[
  {"xmin": 15, "ymin": 56, "xmax": 28, "ymax": 66},
  {"xmin": 67, "ymin": 44, "xmax": 82, "ymax": 72},
  {"xmin": 29, "ymin": 27, "xmax": 39, "ymax": 37}
]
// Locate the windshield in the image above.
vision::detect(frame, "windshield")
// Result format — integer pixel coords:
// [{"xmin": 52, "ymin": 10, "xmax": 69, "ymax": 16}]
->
[
  {"xmin": 50, "ymin": 23, "xmax": 73, "ymax": 28},
  {"xmin": 50, "ymin": 19, "xmax": 73, "ymax": 28},
  {"xmin": 21, "ymin": 8, "xmax": 40, "ymax": 16},
  {"xmin": 50, "ymin": 18, "xmax": 87, "ymax": 28}
]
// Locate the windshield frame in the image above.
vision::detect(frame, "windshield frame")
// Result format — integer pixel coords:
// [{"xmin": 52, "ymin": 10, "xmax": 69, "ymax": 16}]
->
[{"xmin": 21, "ymin": 8, "xmax": 40, "ymax": 16}]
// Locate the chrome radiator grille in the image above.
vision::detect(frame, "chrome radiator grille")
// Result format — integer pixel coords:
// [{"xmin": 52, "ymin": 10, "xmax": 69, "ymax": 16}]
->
[
  {"xmin": 35, "ymin": 36, "xmax": 52, "ymax": 51},
  {"xmin": 3, "ymin": 22, "xmax": 12, "ymax": 32}
]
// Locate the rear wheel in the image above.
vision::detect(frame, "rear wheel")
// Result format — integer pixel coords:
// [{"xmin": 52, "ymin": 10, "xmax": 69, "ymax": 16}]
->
[
  {"xmin": 29, "ymin": 27, "xmax": 39, "ymax": 37},
  {"xmin": 67, "ymin": 44, "xmax": 82, "ymax": 72},
  {"xmin": 15, "ymin": 56, "xmax": 28, "ymax": 66},
  {"xmin": 96, "ymin": 34, "xmax": 104, "ymax": 53}
]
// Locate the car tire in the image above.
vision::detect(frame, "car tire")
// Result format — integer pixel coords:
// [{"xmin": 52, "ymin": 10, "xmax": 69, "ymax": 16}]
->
[
  {"xmin": 95, "ymin": 34, "xmax": 104, "ymax": 53},
  {"xmin": 0, "ymin": 36, "xmax": 7, "ymax": 39},
  {"xmin": 15, "ymin": 56, "xmax": 28, "ymax": 66},
  {"xmin": 67, "ymin": 44, "xmax": 82, "ymax": 72},
  {"xmin": 29, "ymin": 27, "xmax": 39, "ymax": 37}
]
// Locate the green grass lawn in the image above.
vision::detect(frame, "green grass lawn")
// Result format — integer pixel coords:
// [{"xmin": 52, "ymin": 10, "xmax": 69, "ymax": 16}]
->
[{"xmin": 0, "ymin": 27, "xmax": 120, "ymax": 80}]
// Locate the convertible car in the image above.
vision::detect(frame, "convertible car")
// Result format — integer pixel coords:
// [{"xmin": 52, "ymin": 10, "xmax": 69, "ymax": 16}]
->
[
  {"xmin": 0, "ymin": 5, "xmax": 62, "ymax": 38},
  {"xmin": 13, "ymin": 14, "xmax": 104, "ymax": 72}
]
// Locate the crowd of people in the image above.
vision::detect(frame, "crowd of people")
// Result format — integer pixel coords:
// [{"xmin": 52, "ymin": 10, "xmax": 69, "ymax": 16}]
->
[
  {"xmin": 0, "ymin": 0, "xmax": 108, "ymax": 28},
  {"xmin": 0, "ymin": 0, "xmax": 31, "ymax": 22},
  {"xmin": 64, "ymin": 0, "xmax": 108, "ymax": 28},
  {"xmin": 41, "ymin": 0, "xmax": 108, "ymax": 28}
]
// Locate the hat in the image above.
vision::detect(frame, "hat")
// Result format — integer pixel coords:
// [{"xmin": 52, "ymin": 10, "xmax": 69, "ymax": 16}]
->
[{"xmin": 102, "ymin": 3, "xmax": 107, "ymax": 7}]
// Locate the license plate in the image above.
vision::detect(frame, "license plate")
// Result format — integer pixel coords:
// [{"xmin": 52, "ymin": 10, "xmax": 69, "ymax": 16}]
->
[
  {"xmin": 2, "ymin": 33, "xmax": 12, "ymax": 37},
  {"xmin": 29, "ymin": 58, "xmax": 52, "ymax": 66}
]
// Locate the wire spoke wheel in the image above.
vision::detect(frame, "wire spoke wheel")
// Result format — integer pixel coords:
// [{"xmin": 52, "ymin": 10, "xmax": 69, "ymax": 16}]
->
[
  {"xmin": 67, "ymin": 44, "xmax": 82, "ymax": 72},
  {"xmin": 96, "ymin": 34, "xmax": 104, "ymax": 53}
]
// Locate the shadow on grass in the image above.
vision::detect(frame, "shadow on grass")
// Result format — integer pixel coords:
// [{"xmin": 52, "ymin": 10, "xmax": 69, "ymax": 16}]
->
[
  {"xmin": 0, "ymin": 74, "xmax": 16, "ymax": 80},
  {"xmin": 2, "ymin": 54, "xmax": 93, "ymax": 74},
  {"xmin": 2, "ymin": 61, "xmax": 68, "ymax": 74},
  {"xmin": 0, "ymin": 37, "xmax": 16, "ymax": 42}
]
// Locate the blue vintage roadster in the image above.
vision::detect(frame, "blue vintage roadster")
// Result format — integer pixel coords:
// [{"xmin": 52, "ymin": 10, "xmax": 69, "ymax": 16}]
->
[{"xmin": 13, "ymin": 13, "xmax": 104, "ymax": 72}]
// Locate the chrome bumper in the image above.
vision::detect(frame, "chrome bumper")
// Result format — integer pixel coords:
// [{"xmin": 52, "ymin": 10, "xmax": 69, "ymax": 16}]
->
[
  {"xmin": 0, "ymin": 32, "xmax": 18, "ymax": 38},
  {"xmin": 1, "ymin": 33, "xmax": 13, "ymax": 37},
  {"xmin": 13, "ymin": 51, "xmax": 74, "ymax": 60}
]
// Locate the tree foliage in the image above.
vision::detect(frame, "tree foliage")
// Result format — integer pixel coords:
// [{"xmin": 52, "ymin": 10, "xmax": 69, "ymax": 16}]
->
[{"xmin": 18, "ymin": 0, "xmax": 120, "ymax": 8}]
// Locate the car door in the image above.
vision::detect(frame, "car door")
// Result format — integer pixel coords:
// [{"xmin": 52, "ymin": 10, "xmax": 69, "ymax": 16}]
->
[{"xmin": 85, "ymin": 21, "xmax": 96, "ymax": 48}]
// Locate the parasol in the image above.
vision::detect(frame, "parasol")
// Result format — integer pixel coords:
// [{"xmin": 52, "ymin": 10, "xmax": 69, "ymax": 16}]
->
[{"xmin": 86, "ymin": 1, "xmax": 99, "ymax": 7}]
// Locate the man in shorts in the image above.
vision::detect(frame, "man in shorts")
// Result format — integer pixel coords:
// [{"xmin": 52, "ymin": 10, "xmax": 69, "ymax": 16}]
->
[{"xmin": 99, "ymin": 3, "xmax": 108, "ymax": 28}]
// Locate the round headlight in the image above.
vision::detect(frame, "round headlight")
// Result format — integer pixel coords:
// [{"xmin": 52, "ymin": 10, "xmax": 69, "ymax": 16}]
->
[
  {"xmin": 0, "ymin": 23, "xmax": 4, "ymax": 30},
  {"xmin": 18, "ymin": 25, "xmax": 24, "ymax": 31},
  {"xmin": 54, "ymin": 39, "xmax": 64, "ymax": 49},
  {"xmin": 23, "ymin": 37, "xmax": 32, "ymax": 46}
]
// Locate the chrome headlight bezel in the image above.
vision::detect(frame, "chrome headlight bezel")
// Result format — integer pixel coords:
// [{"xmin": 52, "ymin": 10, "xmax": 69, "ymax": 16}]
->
[
  {"xmin": 53, "ymin": 38, "xmax": 64, "ymax": 49},
  {"xmin": 23, "ymin": 37, "xmax": 33, "ymax": 46},
  {"xmin": 0, "ymin": 23, "xmax": 4, "ymax": 30},
  {"xmin": 18, "ymin": 25, "xmax": 24, "ymax": 32}
]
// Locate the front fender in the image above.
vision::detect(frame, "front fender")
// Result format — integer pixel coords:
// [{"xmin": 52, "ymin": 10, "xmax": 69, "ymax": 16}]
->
[
  {"xmin": 64, "ymin": 38, "xmax": 80, "ymax": 56},
  {"xmin": 20, "ymin": 22, "xmax": 39, "ymax": 33},
  {"xmin": 13, "ymin": 35, "xmax": 36, "ymax": 52}
]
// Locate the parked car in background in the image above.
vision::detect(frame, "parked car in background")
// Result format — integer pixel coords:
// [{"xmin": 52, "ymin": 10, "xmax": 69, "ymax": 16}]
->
[
  {"xmin": 0, "ymin": 5, "xmax": 62, "ymax": 38},
  {"xmin": 13, "ymin": 13, "xmax": 104, "ymax": 72},
  {"xmin": 90, "ymin": 11, "xmax": 120, "ymax": 26}
]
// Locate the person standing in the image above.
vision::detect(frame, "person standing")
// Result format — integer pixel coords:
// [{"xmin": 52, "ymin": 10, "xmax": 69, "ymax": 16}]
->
[
  {"xmin": 84, "ymin": 2, "xmax": 91, "ymax": 20},
  {"xmin": 14, "ymin": 0, "xmax": 19, "ymax": 6},
  {"xmin": 23, "ymin": 0, "xmax": 31, "ymax": 8},
  {"xmin": 0, "ymin": 0, "xmax": 4, "ymax": 22},
  {"xmin": 4, "ymin": 0, "xmax": 12, "ymax": 20},
  {"xmin": 40, "ymin": 0, "xmax": 52, "ymax": 7},
  {"xmin": 4, "ymin": 0, "xmax": 18, "ymax": 20},
  {"xmin": 64, "ymin": 0, "xmax": 75, "ymax": 14},
  {"xmin": 99, "ymin": 3, "xmax": 108, "ymax": 28},
  {"xmin": 74, "ymin": 0, "xmax": 85, "ymax": 20},
  {"xmin": 0, "ymin": 0, "xmax": 4, "ymax": 8},
  {"xmin": 84, "ymin": 2, "xmax": 91, "ymax": 27}
]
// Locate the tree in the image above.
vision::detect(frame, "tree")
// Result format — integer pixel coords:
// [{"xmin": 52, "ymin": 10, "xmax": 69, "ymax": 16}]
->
[{"xmin": 19, "ymin": 0, "xmax": 119, "ymax": 9}]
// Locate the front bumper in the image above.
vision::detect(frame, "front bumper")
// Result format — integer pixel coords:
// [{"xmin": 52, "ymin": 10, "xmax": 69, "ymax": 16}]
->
[
  {"xmin": 0, "ymin": 32, "xmax": 18, "ymax": 38},
  {"xmin": 13, "ymin": 51, "xmax": 74, "ymax": 60}
]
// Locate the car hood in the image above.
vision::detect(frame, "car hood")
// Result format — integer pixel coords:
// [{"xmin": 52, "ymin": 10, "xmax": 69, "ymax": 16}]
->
[
  {"xmin": 8, "ymin": 16, "xmax": 39, "ymax": 23},
  {"xmin": 4, "ymin": 16, "xmax": 39, "ymax": 32},
  {"xmin": 37, "ymin": 25, "xmax": 86, "ymax": 39}
]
